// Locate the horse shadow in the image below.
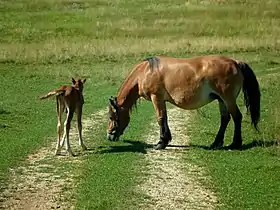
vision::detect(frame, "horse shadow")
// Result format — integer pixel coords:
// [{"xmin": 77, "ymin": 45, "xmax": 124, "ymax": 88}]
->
[
  {"xmin": 0, "ymin": 108, "xmax": 10, "ymax": 115},
  {"xmin": 83, "ymin": 139, "xmax": 277, "ymax": 156},
  {"xmin": 190, "ymin": 139, "xmax": 278, "ymax": 151},
  {"xmin": 0, "ymin": 108, "xmax": 11, "ymax": 129},
  {"xmin": 98, "ymin": 139, "xmax": 154, "ymax": 154}
]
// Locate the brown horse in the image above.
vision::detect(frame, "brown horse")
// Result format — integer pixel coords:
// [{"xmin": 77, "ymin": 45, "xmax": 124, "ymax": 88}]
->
[
  {"xmin": 107, "ymin": 55, "xmax": 260, "ymax": 150},
  {"xmin": 40, "ymin": 78, "xmax": 87, "ymax": 156}
]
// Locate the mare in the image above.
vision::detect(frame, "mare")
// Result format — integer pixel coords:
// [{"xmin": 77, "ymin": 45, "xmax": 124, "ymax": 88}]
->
[{"xmin": 107, "ymin": 55, "xmax": 260, "ymax": 150}]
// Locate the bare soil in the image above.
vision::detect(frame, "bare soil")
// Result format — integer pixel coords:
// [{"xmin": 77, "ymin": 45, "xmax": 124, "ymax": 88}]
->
[
  {"xmin": 138, "ymin": 107, "xmax": 217, "ymax": 210},
  {"xmin": 0, "ymin": 110, "xmax": 107, "ymax": 210}
]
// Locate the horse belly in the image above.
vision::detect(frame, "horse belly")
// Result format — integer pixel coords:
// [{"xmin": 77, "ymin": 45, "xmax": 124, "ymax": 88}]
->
[{"xmin": 170, "ymin": 82, "xmax": 214, "ymax": 110}]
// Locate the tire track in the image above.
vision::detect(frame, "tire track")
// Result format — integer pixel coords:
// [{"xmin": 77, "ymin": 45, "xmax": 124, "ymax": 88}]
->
[
  {"xmin": 0, "ymin": 109, "xmax": 107, "ymax": 210},
  {"xmin": 138, "ymin": 107, "xmax": 217, "ymax": 210}
]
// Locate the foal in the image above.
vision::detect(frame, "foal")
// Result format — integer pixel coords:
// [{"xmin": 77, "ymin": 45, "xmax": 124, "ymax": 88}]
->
[{"xmin": 40, "ymin": 78, "xmax": 87, "ymax": 156}]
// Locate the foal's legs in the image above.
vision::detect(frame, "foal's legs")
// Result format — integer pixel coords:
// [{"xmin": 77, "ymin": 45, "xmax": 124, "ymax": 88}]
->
[
  {"xmin": 227, "ymin": 103, "xmax": 243, "ymax": 149},
  {"xmin": 55, "ymin": 97, "xmax": 65, "ymax": 155},
  {"xmin": 61, "ymin": 108, "xmax": 75, "ymax": 156},
  {"xmin": 76, "ymin": 106, "xmax": 87, "ymax": 150},
  {"xmin": 151, "ymin": 94, "xmax": 172, "ymax": 150},
  {"xmin": 210, "ymin": 100, "xmax": 231, "ymax": 149}
]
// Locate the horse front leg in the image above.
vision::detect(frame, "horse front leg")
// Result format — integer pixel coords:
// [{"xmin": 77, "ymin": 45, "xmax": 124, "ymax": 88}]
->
[{"xmin": 151, "ymin": 94, "xmax": 172, "ymax": 150}]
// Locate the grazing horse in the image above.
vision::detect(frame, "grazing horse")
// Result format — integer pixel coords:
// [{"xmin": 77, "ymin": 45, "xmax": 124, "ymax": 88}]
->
[
  {"xmin": 40, "ymin": 78, "xmax": 87, "ymax": 156},
  {"xmin": 107, "ymin": 55, "xmax": 260, "ymax": 150}
]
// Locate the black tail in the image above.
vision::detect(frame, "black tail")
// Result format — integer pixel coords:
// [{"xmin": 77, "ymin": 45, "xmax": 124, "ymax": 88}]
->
[{"xmin": 238, "ymin": 62, "xmax": 261, "ymax": 131}]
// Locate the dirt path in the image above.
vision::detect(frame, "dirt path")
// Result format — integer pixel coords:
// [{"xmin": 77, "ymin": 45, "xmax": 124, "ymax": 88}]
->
[
  {"xmin": 0, "ymin": 109, "xmax": 107, "ymax": 210},
  {"xmin": 138, "ymin": 107, "xmax": 217, "ymax": 209},
  {"xmin": 1, "ymin": 107, "xmax": 218, "ymax": 210}
]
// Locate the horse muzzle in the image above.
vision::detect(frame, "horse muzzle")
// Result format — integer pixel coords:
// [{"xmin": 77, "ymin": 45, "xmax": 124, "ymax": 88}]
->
[{"xmin": 107, "ymin": 132, "xmax": 119, "ymax": 141}]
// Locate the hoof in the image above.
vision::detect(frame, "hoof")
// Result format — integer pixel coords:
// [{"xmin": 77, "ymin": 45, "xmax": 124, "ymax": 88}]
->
[
  {"xmin": 54, "ymin": 151, "xmax": 61, "ymax": 156},
  {"xmin": 55, "ymin": 150, "xmax": 61, "ymax": 156},
  {"xmin": 227, "ymin": 142, "xmax": 242, "ymax": 150},
  {"xmin": 67, "ymin": 150, "xmax": 75, "ymax": 157},
  {"xmin": 210, "ymin": 142, "xmax": 224, "ymax": 150},
  {"xmin": 154, "ymin": 142, "xmax": 168, "ymax": 150},
  {"xmin": 81, "ymin": 144, "xmax": 88, "ymax": 151}
]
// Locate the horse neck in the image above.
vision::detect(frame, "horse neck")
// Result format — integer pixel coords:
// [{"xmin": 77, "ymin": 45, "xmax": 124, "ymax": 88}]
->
[{"xmin": 117, "ymin": 73, "xmax": 139, "ymax": 111}]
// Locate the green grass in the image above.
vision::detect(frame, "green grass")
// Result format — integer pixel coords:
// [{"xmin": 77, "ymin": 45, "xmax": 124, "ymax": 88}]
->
[
  {"xmin": 75, "ymin": 101, "xmax": 155, "ymax": 209},
  {"xmin": 186, "ymin": 70, "xmax": 280, "ymax": 209},
  {"xmin": 1, "ymin": 0, "xmax": 280, "ymax": 209},
  {"xmin": 0, "ymin": 64, "xmax": 56, "ymax": 186}
]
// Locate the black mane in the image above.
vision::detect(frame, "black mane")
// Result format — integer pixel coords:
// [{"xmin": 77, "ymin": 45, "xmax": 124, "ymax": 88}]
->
[{"xmin": 143, "ymin": 56, "xmax": 160, "ymax": 70}]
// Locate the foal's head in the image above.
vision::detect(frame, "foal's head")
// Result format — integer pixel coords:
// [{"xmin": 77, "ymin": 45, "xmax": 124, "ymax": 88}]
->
[
  {"xmin": 72, "ymin": 78, "xmax": 86, "ymax": 91},
  {"xmin": 107, "ymin": 96, "xmax": 130, "ymax": 141}
]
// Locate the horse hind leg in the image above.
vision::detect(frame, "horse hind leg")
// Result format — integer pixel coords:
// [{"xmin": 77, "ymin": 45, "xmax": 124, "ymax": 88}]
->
[
  {"xmin": 227, "ymin": 103, "xmax": 243, "ymax": 149},
  {"xmin": 61, "ymin": 108, "xmax": 75, "ymax": 156},
  {"xmin": 210, "ymin": 99, "xmax": 231, "ymax": 149},
  {"xmin": 55, "ymin": 97, "xmax": 64, "ymax": 155},
  {"xmin": 76, "ymin": 106, "xmax": 87, "ymax": 150},
  {"xmin": 218, "ymin": 93, "xmax": 243, "ymax": 149}
]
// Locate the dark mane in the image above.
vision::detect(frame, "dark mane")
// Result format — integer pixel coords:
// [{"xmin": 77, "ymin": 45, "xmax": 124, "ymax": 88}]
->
[
  {"xmin": 127, "ymin": 84, "xmax": 139, "ymax": 114},
  {"xmin": 115, "ymin": 73, "xmax": 139, "ymax": 113},
  {"xmin": 128, "ymin": 99, "xmax": 137, "ymax": 114},
  {"xmin": 115, "ymin": 57, "xmax": 160, "ymax": 115},
  {"xmin": 126, "ymin": 57, "xmax": 160, "ymax": 112},
  {"xmin": 143, "ymin": 56, "xmax": 160, "ymax": 70}
]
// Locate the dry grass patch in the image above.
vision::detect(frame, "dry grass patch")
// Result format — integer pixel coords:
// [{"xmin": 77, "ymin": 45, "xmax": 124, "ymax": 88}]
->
[{"xmin": 1, "ymin": 36, "xmax": 279, "ymax": 63}]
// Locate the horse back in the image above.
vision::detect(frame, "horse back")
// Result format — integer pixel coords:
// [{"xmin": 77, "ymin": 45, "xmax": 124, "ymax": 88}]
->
[
  {"xmin": 59, "ymin": 86, "xmax": 84, "ymax": 109},
  {"xmin": 139, "ymin": 55, "xmax": 243, "ymax": 108}
]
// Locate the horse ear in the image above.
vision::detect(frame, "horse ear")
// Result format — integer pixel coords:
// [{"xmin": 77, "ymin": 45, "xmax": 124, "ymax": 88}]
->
[
  {"xmin": 109, "ymin": 98, "xmax": 115, "ymax": 107},
  {"xmin": 109, "ymin": 99, "xmax": 117, "ymax": 113},
  {"xmin": 82, "ymin": 78, "xmax": 86, "ymax": 84},
  {"xmin": 72, "ymin": 78, "xmax": 76, "ymax": 84},
  {"xmin": 109, "ymin": 97, "xmax": 119, "ymax": 111}
]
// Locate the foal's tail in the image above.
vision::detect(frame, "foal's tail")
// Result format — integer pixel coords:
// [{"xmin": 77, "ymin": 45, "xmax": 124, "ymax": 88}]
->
[
  {"xmin": 238, "ymin": 62, "xmax": 261, "ymax": 131},
  {"xmin": 39, "ymin": 90, "xmax": 65, "ymax": 100}
]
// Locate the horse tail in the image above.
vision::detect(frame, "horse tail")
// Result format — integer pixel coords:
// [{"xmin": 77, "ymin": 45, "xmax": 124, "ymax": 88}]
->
[
  {"xmin": 238, "ymin": 61, "xmax": 261, "ymax": 131},
  {"xmin": 39, "ymin": 90, "xmax": 65, "ymax": 100}
]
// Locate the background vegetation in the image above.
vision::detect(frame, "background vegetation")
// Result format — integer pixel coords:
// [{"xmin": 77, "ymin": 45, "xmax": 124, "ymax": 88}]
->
[{"xmin": 1, "ymin": 0, "xmax": 280, "ymax": 209}]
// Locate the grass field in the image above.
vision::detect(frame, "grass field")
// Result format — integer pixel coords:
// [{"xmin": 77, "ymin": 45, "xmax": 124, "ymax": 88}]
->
[{"xmin": 1, "ymin": 0, "xmax": 280, "ymax": 209}]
